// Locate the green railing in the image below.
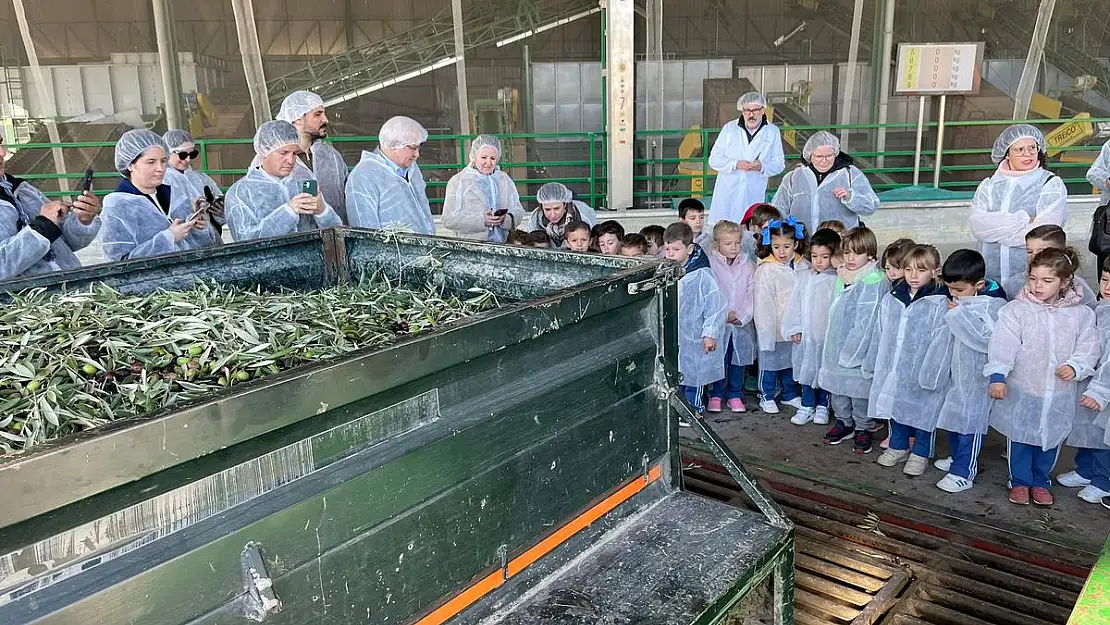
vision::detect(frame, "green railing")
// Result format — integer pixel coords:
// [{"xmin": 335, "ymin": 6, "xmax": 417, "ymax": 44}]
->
[{"xmin": 11, "ymin": 116, "xmax": 1109, "ymax": 207}]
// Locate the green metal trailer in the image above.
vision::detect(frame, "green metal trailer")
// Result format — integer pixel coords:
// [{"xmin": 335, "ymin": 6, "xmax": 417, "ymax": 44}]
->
[{"xmin": 0, "ymin": 230, "xmax": 794, "ymax": 624}]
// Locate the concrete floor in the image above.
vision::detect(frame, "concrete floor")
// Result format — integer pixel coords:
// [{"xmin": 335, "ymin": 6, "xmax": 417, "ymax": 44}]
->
[{"xmin": 700, "ymin": 392, "xmax": 1110, "ymax": 553}]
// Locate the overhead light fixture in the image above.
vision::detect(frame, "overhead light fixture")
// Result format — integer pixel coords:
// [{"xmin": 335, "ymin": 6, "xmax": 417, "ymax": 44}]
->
[
  {"xmin": 322, "ymin": 56, "xmax": 459, "ymax": 107},
  {"xmin": 773, "ymin": 21, "xmax": 807, "ymax": 48},
  {"xmin": 496, "ymin": 7, "xmax": 602, "ymax": 47}
]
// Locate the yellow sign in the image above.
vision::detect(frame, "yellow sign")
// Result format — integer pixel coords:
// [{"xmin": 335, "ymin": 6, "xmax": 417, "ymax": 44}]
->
[{"xmin": 1045, "ymin": 113, "xmax": 1094, "ymax": 157}]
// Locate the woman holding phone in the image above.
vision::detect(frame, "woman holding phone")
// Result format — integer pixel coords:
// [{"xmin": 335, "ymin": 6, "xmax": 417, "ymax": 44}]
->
[
  {"xmin": 100, "ymin": 129, "xmax": 221, "ymax": 261},
  {"xmin": 163, "ymin": 130, "xmax": 226, "ymax": 234},
  {"xmin": 442, "ymin": 135, "xmax": 525, "ymax": 243},
  {"xmin": 225, "ymin": 121, "xmax": 342, "ymax": 242}
]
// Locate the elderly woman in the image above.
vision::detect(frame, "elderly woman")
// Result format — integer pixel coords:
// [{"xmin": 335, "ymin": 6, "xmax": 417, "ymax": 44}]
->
[
  {"xmin": 346, "ymin": 116, "xmax": 435, "ymax": 234},
  {"xmin": 442, "ymin": 135, "xmax": 525, "ymax": 242},
  {"xmin": 100, "ymin": 129, "xmax": 221, "ymax": 261},
  {"xmin": 226, "ymin": 121, "xmax": 342, "ymax": 242},
  {"xmin": 969, "ymin": 124, "xmax": 1067, "ymax": 285},
  {"xmin": 771, "ymin": 131, "xmax": 879, "ymax": 230},
  {"xmin": 163, "ymin": 129, "xmax": 225, "ymax": 233},
  {"xmin": 526, "ymin": 182, "xmax": 598, "ymax": 248}
]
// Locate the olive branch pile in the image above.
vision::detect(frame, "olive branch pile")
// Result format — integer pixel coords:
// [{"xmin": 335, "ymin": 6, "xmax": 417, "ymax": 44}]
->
[{"xmin": 0, "ymin": 280, "xmax": 497, "ymax": 453}]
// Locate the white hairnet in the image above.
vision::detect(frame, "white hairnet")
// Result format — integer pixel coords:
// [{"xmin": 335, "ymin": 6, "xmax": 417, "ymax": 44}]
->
[
  {"xmin": 802, "ymin": 131, "xmax": 841, "ymax": 162},
  {"xmin": 253, "ymin": 120, "xmax": 300, "ymax": 157},
  {"xmin": 379, "ymin": 116, "xmax": 428, "ymax": 150},
  {"xmin": 163, "ymin": 129, "xmax": 194, "ymax": 153},
  {"xmin": 737, "ymin": 92, "xmax": 766, "ymax": 109},
  {"xmin": 276, "ymin": 90, "xmax": 325, "ymax": 123},
  {"xmin": 991, "ymin": 124, "xmax": 1046, "ymax": 164},
  {"xmin": 114, "ymin": 129, "xmax": 166, "ymax": 174},
  {"xmin": 469, "ymin": 134, "xmax": 502, "ymax": 164},
  {"xmin": 536, "ymin": 182, "xmax": 573, "ymax": 204}
]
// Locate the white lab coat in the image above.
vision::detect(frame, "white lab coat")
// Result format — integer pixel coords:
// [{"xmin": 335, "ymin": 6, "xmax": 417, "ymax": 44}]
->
[{"xmin": 706, "ymin": 120, "xmax": 786, "ymax": 228}]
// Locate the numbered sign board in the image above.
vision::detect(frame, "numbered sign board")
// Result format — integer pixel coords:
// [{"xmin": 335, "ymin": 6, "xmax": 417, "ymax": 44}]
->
[{"xmin": 895, "ymin": 43, "xmax": 984, "ymax": 95}]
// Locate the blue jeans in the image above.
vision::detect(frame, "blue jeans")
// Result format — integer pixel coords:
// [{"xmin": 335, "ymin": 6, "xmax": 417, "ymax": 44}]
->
[
  {"xmin": 759, "ymin": 368, "xmax": 798, "ymax": 403},
  {"xmin": 947, "ymin": 431, "xmax": 985, "ymax": 481},
  {"xmin": 800, "ymin": 385, "xmax": 830, "ymax": 409},
  {"xmin": 708, "ymin": 337, "xmax": 746, "ymax": 400},
  {"xmin": 680, "ymin": 385, "xmax": 705, "ymax": 412},
  {"xmin": 1008, "ymin": 441, "xmax": 1061, "ymax": 488},
  {"xmin": 889, "ymin": 420, "xmax": 935, "ymax": 458},
  {"xmin": 1074, "ymin": 447, "xmax": 1110, "ymax": 492}
]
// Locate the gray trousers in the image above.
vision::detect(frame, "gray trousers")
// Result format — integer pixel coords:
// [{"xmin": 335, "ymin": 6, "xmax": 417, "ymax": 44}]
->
[{"xmin": 831, "ymin": 394, "xmax": 872, "ymax": 431}]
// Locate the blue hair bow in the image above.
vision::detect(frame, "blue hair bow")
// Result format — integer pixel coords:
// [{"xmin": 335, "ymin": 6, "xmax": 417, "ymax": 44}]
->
[{"xmin": 761, "ymin": 216, "xmax": 806, "ymax": 245}]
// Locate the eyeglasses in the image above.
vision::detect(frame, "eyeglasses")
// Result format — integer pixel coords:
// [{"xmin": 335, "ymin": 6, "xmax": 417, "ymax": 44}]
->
[
  {"xmin": 1008, "ymin": 145, "xmax": 1039, "ymax": 157},
  {"xmin": 742, "ymin": 107, "xmax": 764, "ymax": 115},
  {"xmin": 176, "ymin": 150, "xmax": 200, "ymax": 160}
]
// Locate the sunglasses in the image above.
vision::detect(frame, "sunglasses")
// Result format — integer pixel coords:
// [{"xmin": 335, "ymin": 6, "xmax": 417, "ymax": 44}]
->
[{"xmin": 176, "ymin": 150, "xmax": 200, "ymax": 160}]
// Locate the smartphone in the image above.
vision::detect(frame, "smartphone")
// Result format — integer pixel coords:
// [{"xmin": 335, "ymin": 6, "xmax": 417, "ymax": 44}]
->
[
  {"xmin": 203, "ymin": 186, "xmax": 215, "ymax": 205},
  {"xmin": 493, "ymin": 208, "xmax": 509, "ymax": 217},
  {"xmin": 301, "ymin": 180, "xmax": 318, "ymax": 196},
  {"xmin": 81, "ymin": 169, "xmax": 94, "ymax": 193}
]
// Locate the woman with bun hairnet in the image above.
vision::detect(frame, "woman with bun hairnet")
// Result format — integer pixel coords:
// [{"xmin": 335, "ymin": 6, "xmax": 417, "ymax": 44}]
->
[
  {"xmin": 771, "ymin": 131, "xmax": 879, "ymax": 231},
  {"xmin": 969, "ymin": 124, "xmax": 1067, "ymax": 284},
  {"xmin": 346, "ymin": 116, "xmax": 435, "ymax": 234},
  {"xmin": 100, "ymin": 129, "xmax": 221, "ymax": 261},
  {"xmin": 163, "ymin": 129, "xmax": 226, "ymax": 233},
  {"xmin": 442, "ymin": 134, "xmax": 525, "ymax": 243},
  {"xmin": 225, "ymin": 120, "xmax": 342, "ymax": 242},
  {"xmin": 526, "ymin": 182, "xmax": 598, "ymax": 248}
]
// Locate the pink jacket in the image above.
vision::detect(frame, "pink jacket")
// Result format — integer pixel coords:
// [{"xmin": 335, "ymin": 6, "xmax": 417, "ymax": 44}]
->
[{"xmin": 708, "ymin": 250, "xmax": 755, "ymax": 327}]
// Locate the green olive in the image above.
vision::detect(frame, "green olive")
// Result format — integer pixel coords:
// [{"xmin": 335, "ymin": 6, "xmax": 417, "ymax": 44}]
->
[
  {"xmin": 26, "ymin": 379, "xmax": 42, "ymax": 392},
  {"xmin": 82, "ymin": 364, "xmax": 98, "ymax": 375},
  {"xmin": 188, "ymin": 345, "xmax": 204, "ymax": 356},
  {"xmin": 234, "ymin": 370, "xmax": 251, "ymax": 381}
]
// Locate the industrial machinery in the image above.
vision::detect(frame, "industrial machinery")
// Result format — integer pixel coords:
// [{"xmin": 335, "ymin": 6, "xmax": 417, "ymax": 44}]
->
[{"xmin": 0, "ymin": 230, "xmax": 794, "ymax": 624}]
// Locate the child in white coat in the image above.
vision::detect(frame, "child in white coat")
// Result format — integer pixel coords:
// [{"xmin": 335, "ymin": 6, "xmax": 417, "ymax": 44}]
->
[{"xmin": 753, "ymin": 217, "xmax": 807, "ymax": 414}]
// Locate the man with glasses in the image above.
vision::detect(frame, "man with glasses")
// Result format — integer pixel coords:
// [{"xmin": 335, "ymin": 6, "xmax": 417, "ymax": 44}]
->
[
  {"xmin": 277, "ymin": 90, "xmax": 350, "ymax": 223},
  {"xmin": 706, "ymin": 92, "xmax": 786, "ymax": 229},
  {"xmin": 345, "ymin": 116, "xmax": 435, "ymax": 235},
  {"xmin": 163, "ymin": 130, "xmax": 226, "ymax": 236},
  {"xmin": 0, "ymin": 133, "xmax": 101, "ymax": 279}
]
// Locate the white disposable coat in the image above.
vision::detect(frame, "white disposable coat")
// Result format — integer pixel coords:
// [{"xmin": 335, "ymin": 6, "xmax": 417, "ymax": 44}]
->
[
  {"xmin": 1003, "ymin": 274, "xmax": 1097, "ymax": 309},
  {"xmin": 346, "ymin": 150, "xmax": 435, "ymax": 235},
  {"xmin": 1070, "ymin": 301, "xmax": 1110, "ymax": 450},
  {"xmin": 934, "ymin": 295, "xmax": 1006, "ymax": 436},
  {"xmin": 771, "ymin": 163, "xmax": 879, "ymax": 230},
  {"xmin": 968, "ymin": 165, "xmax": 1068, "ymax": 284},
  {"xmin": 868, "ymin": 294, "xmax": 951, "ymax": 429},
  {"xmin": 708, "ymin": 250, "xmax": 757, "ymax": 368},
  {"xmin": 303, "ymin": 141, "xmax": 349, "ymax": 223},
  {"xmin": 818, "ymin": 264, "xmax": 886, "ymax": 399},
  {"xmin": 225, "ymin": 167, "xmax": 342, "ymax": 242},
  {"xmin": 101, "ymin": 187, "xmax": 220, "ymax": 261},
  {"xmin": 442, "ymin": 166, "xmax": 525, "ymax": 242},
  {"xmin": 754, "ymin": 256, "xmax": 803, "ymax": 371},
  {"xmin": 706, "ymin": 121, "xmax": 785, "ymax": 228},
  {"xmin": 986, "ymin": 286, "xmax": 1101, "ymax": 450},
  {"xmin": 1086, "ymin": 142, "xmax": 1110, "ymax": 205},
  {"xmin": 781, "ymin": 267, "xmax": 837, "ymax": 387},
  {"xmin": 0, "ymin": 179, "xmax": 100, "ymax": 279},
  {"xmin": 525, "ymin": 201, "xmax": 598, "ymax": 248},
  {"xmin": 163, "ymin": 166, "xmax": 222, "ymax": 207},
  {"xmin": 678, "ymin": 266, "xmax": 728, "ymax": 387}
]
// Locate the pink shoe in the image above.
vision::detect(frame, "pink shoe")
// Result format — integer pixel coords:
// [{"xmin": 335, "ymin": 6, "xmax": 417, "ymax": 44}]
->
[
  {"xmin": 880, "ymin": 436, "xmax": 890, "ymax": 449},
  {"xmin": 728, "ymin": 398, "xmax": 746, "ymax": 413},
  {"xmin": 707, "ymin": 397, "xmax": 723, "ymax": 413}
]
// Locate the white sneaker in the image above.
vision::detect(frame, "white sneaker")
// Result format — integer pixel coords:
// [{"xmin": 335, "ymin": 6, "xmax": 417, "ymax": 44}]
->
[
  {"xmin": 813, "ymin": 406, "xmax": 830, "ymax": 425},
  {"xmin": 876, "ymin": 448, "xmax": 910, "ymax": 467},
  {"xmin": 1078, "ymin": 484, "xmax": 1110, "ymax": 503},
  {"xmin": 1057, "ymin": 470, "xmax": 1092, "ymax": 488},
  {"xmin": 790, "ymin": 407, "xmax": 815, "ymax": 425},
  {"xmin": 759, "ymin": 399, "xmax": 780, "ymax": 414},
  {"xmin": 903, "ymin": 454, "xmax": 930, "ymax": 476},
  {"xmin": 782, "ymin": 397, "xmax": 804, "ymax": 410},
  {"xmin": 678, "ymin": 419, "xmax": 692, "ymax": 428},
  {"xmin": 934, "ymin": 456, "xmax": 953, "ymax": 472},
  {"xmin": 936, "ymin": 473, "xmax": 974, "ymax": 493}
]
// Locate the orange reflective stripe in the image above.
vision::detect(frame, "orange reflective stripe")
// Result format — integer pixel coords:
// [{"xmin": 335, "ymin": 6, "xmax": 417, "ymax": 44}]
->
[{"xmin": 414, "ymin": 464, "xmax": 663, "ymax": 625}]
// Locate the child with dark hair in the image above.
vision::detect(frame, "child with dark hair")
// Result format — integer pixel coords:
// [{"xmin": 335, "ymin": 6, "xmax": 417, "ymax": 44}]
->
[
  {"xmin": 782, "ymin": 228, "xmax": 840, "ymax": 425},
  {"xmin": 507, "ymin": 230, "xmax": 528, "ymax": 246},
  {"xmin": 880, "ymin": 238, "xmax": 916, "ymax": 284},
  {"xmin": 753, "ymin": 217, "xmax": 807, "ymax": 414},
  {"xmin": 1004, "ymin": 225, "xmax": 1097, "ymax": 306},
  {"xmin": 640, "ymin": 225, "xmax": 665, "ymax": 257},
  {"xmin": 525, "ymin": 230, "xmax": 552, "ymax": 248},
  {"xmin": 1066, "ymin": 256, "xmax": 1110, "ymax": 504},
  {"xmin": 679, "ymin": 198, "xmax": 708, "ymax": 247},
  {"xmin": 596, "ymin": 220, "xmax": 626, "ymax": 255},
  {"xmin": 621, "ymin": 233, "xmax": 649, "ymax": 257},
  {"xmin": 664, "ymin": 222, "xmax": 727, "ymax": 417},
  {"xmin": 870, "ymin": 245, "xmax": 951, "ymax": 475},
  {"xmin": 740, "ymin": 203, "xmax": 783, "ymax": 262},
  {"xmin": 820, "ymin": 227, "xmax": 887, "ymax": 454},
  {"xmin": 564, "ymin": 220, "xmax": 592, "ymax": 253},
  {"xmin": 987, "ymin": 246, "xmax": 1101, "ymax": 506},
  {"xmin": 930, "ymin": 249, "xmax": 1007, "ymax": 493}
]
